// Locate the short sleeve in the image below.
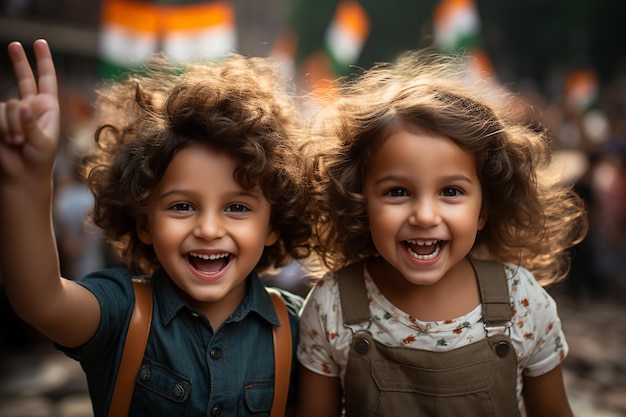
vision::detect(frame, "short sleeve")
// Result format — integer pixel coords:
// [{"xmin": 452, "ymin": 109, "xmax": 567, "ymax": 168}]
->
[
  {"xmin": 297, "ymin": 272, "xmax": 350, "ymax": 377},
  {"xmin": 507, "ymin": 265, "xmax": 569, "ymax": 378},
  {"xmin": 57, "ymin": 267, "xmax": 135, "ymax": 361}
]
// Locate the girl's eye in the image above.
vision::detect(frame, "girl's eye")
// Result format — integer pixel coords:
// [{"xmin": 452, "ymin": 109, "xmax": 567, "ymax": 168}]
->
[
  {"xmin": 226, "ymin": 203, "xmax": 250, "ymax": 213},
  {"xmin": 441, "ymin": 187, "xmax": 463, "ymax": 197},
  {"xmin": 171, "ymin": 202, "xmax": 194, "ymax": 211},
  {"xmin": 385, "ymin": 188, "xmax": 408, "ymax": 197}
]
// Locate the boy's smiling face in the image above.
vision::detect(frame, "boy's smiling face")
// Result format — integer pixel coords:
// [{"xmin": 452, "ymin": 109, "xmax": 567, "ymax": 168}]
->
[{"xmin": 138, "ymin": 143, "xmax": 278, "ymax": 319}]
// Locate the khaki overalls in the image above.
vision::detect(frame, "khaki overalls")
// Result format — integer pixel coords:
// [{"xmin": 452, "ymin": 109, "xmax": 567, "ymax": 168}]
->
[{"xmin": 337, "ymin": 258, "xmax": 522, "ymax": 417}]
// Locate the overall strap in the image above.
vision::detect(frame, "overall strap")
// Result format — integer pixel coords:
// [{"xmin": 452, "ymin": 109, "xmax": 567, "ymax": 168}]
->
[
  {"xmin": 468, "ymin": 258, "xmax": 512, "ymax": 327},
  {"xmin": 337, "ymin": 260, "xmax": 370, "ymax": 326},
  {"xmin": 108, "ymin": 278, "xmax": 153, "ymax": 417},
  {"xmin": 266, "ymin": 288, "xmax": 293, "ymax": 417},
  {"xmin": 338, "ymin": 259, "xmax": 510, "ymax": 327}
]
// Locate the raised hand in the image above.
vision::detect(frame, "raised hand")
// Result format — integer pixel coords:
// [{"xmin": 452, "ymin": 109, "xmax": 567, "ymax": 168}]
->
[{"xmin": 0, "ymin": 39, "xmax": 60, "ymax": 186}]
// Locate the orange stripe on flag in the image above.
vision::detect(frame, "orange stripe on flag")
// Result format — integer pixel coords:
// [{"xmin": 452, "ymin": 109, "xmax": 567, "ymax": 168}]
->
[
  {"xmin": 102, "ymin": 0, "xmax": 159, "ymax": 33},
  {"xmin": 164, "ymin": 2, "xmax": 234, "ymax": 32},
  {"xmin": 434, "ymin": 0, "xmax": 475, "ymax": 26},
  {"xmin": 335, "ymin": 0, "xmax": 370, "ymax": 40}
]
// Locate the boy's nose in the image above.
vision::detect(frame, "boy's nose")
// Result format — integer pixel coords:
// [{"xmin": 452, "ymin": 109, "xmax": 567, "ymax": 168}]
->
[{"xmin": 194, "ymin": 211, "xmax": 226, "ymax": 239}]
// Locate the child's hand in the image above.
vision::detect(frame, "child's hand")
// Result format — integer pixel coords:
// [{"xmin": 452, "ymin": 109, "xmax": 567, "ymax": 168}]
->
[{"xmin": 0, "ymin": 39, "xmax": 59, "ymax": 186}]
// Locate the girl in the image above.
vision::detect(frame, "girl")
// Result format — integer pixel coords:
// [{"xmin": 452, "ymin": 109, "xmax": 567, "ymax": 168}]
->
[
  {"xmin": 297, "ymin": 52, "xmax": 587, "ymax": 417},
  {"xmin": 0, "ymin": 39, "xmax": 313, "ymax": 416}
]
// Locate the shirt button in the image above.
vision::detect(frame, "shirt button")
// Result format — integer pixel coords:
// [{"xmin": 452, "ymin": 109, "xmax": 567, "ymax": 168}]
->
[
  {"xmin": 211, "ymin": 405, "xmax": 222, "ymax": 416},
  {"xmin": 172, "ymin": 383, "xmax": 186, "ymax": 400},
  {"xmin": 210, "ymin": 348, "xmax": 222, "ymax": 360},
  {"xmin": 138, "ymin": 365, "xmax": 151, "ymax": 381}
]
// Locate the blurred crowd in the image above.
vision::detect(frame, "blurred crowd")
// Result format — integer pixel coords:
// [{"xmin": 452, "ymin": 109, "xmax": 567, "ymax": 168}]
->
[{"xmin": 534, "ymin": 70, "xmax": 626, "ymax": 302}]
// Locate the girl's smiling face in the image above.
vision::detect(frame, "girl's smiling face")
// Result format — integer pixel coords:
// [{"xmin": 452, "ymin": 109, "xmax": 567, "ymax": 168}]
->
[
  {"xmin": 138, "ymin": 143, "xmax": 278, "ymax": 316},
  {"xmin": 363, "ymin": 127, "xmax": 486, "ymax": 287}
]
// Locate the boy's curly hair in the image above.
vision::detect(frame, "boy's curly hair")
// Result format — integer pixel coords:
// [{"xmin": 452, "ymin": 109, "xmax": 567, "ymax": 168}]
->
[
  {"xmin": 306, "ymin": 51, "xmax": 588, "ymax": 285},
  {"xmin": 82, "ymin": 54, "xmax": 313, "ymax": 275}
]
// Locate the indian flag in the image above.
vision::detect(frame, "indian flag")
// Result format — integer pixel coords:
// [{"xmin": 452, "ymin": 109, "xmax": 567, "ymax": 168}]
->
[
  {"xmin": 324, "ymin": 0, "xmax": 370, "ymax": 76},
  {"xmin": 99, "ymin": 0, "xmax": 236, "ymax": 78},
  {"xmin": 162, "ymin": 2, "xmax": 236, "ymax": 64},
  {"xmin": 434, "ymin": 0, "xmax": 481, "ymax": 54},
  {"xmin": 565, "ymin": 70, "xmax": 598, "ymax": 113},
  {"xmin": 434, "ymin": 0, "xmax": 495, "ymax": 79},
  {"xmin": 99, "ymin": 0, "xmax": 160, "ymax": 77}
]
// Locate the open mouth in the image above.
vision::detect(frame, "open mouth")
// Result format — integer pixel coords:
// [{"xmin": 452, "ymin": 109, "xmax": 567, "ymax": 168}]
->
[
  {"xmin": 405, "ymin": 240, "xmax": 442, "ymax": 260},
  {"xmin": 188, "ymin": 252, "xmax": 231, "ymax": 274}
]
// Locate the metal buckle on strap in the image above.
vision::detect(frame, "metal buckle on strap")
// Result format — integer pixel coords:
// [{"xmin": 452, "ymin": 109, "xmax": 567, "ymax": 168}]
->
[
  {"xmin": 483, "ymin": 320, "xmax": 512, "ymax": 337},
  {"xmin": 344, "ymin": 319, "xmax": 374, "ymax": 355},
  {"xmin": 343, "ymin": 318, "xmax": 373, "ymax": 335}
]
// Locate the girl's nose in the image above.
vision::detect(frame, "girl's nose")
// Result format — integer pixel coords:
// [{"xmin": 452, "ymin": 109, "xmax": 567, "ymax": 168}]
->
[{"xmin": 408, "ymin": 198, "xmax": 441, "ymax": 228}]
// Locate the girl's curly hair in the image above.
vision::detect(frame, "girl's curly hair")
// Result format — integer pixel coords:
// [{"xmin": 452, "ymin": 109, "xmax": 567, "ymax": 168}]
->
[
  {"xmin": 306, "ymin": 51, "xmax": 588, "ymax": 285},
  {"xmin": 82, "ymin": 54, "xmax": 313, "ymax": 275}
]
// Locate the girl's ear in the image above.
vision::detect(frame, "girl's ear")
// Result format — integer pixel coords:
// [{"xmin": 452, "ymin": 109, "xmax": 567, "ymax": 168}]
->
[
  {"xmin": 137, "ymin": 221, "xmax": 153, "ymax": 245},
  {"xmin": 265, "ymin": 229, "xmax": 280, "ymax": 247}
]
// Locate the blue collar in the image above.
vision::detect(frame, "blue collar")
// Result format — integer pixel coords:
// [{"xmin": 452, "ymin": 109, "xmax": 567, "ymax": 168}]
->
[{"xmin": 151, "ymin": 268, "xmax": 280, "ymax": 327}]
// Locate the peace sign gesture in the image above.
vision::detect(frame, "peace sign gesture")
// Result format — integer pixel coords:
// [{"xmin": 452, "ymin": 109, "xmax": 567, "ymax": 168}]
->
[{"xmin": 0, "ymin": 39, "xmax": 60, "ymax": 186}]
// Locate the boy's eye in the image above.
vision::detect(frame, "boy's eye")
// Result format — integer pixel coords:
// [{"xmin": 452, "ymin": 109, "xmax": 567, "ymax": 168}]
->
[
  {"xmin": 225, "ymin": 203, "xmax": 249, "ymax": 213},
  {"xmin": 385, "ymin": 188, "xmax": 408, "ymax": 197},
  {"xmin": 171, "ymin": 202, "xmax": 194, "ymax": 211}
]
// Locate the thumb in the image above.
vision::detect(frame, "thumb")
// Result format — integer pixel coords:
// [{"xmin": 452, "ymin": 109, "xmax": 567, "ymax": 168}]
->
[
  {"xmin": 19, "ymin": 104, "xmax": 51, "ymax": 147},
  {"xmin": 20, "ymin": 106, "xmax": 36, "ymax": 134}
]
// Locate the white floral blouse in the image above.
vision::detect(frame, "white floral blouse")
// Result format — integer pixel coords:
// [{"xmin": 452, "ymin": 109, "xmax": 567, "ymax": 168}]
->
[{"xmin": 297, "ymin": 262, "xmax": 568, "ymax": 410}]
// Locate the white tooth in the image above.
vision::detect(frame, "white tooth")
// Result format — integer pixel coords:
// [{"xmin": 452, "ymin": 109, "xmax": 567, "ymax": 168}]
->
[
  {"xmin": 190, "ymin": 252, "xmax": 228, "ymax": 260},
  {"xmin": 407, "ymin": 242, "xmax": 441, "ymax": 261},
  {"xmin": 406, "ymin": 240, "xmax": 438, "ymax": 246}
]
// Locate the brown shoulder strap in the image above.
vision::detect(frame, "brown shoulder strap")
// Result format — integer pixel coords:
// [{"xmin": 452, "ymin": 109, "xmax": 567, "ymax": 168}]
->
[
  {"xmin": 339, "ymin": 258, "xmax": 511, "ymax": 325},
  {"xmin": 267, "ymin": 288, "xmax": 292, "ymax": 417},
  {"xmin": 108, "ymin": 282, "xmax": 290, "ymax": 416},
  {"xmin": 337, "ymin": 261, "xmax": 370, "ymax": 326},
  {"xmin": 108, "ymin": 279, "xmax": 153, "ymax": 417},
  {"xmin": 468, "ymin": 258, "xmax": 511, "ymax": 324}
]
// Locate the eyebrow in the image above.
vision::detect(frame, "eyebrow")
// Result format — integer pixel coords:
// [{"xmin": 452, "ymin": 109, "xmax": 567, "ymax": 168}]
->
[
  {"xmin": 373, "ymin": 174, "xmax": 474, "ymax": 185},
  {"xmin": 157, "ymin": 188, "xmax": 263, "ymax": 201}
]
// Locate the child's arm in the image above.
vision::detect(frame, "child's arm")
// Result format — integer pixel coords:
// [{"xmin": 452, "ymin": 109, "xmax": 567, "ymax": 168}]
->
[
  {"xmin": 295, "ymin": 365, "xmax": 343, "ymax": 417},
  {"xmin": 0, "ymin": 39, "xmax": 100, "ymax": 348},
  {"xmin": 522, "ymin": 364, "xmax": 574, "ymax": 417}
]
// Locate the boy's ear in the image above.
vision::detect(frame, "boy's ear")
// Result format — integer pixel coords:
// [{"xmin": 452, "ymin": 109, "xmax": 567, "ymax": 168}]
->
[
  {"xmin": 137, "ymin": 221, "xmax": 153, "ymax": 245},
  {"xmin": 477, "ymin": 208, "xmax": 488, "ymax": 231},
  {"xmin": 265, "ymin": 229, "xmax": 280, "ymax": 247}
]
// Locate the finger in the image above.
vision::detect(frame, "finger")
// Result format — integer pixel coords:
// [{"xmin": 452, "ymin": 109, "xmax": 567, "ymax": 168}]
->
[
  {"xmin": 0, "ymin": 100, "xmax": 25, "ymax": 145},
  {"xmin": 7, "ymin": 41, "xmax": 38, "ymax": 100},
  {"xmin": 7, "ymin": 100, "xmax": 26, "ymax": 144},
  {"xmin": 0, "ymin": 102, "xmax": 8, "ymax": 142},
  {"xmin": 32, "ymin": 39, "xmax": 57, "ymax": 99}
]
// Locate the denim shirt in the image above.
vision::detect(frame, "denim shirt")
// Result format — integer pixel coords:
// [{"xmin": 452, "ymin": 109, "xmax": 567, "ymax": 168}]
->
[{"xmin": 58, "ymin": 267, "xmax": 302, "ymax": 417}]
